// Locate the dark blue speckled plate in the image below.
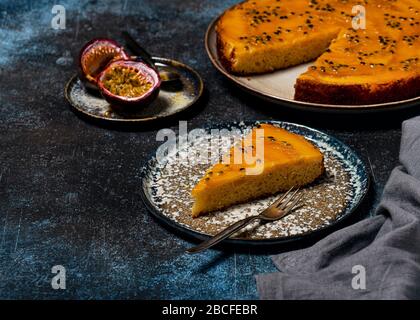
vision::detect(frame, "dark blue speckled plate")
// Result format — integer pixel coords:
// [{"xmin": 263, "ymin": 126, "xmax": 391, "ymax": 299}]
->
[{"xmin": 141, "ymin": 121, "xmax": 370, "ymax": 246}]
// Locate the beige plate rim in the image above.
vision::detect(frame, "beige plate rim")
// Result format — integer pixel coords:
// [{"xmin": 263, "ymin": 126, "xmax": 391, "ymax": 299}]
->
[{"xmin": 205, "ymin": 13, "xmax": 420, "ymax": 112}]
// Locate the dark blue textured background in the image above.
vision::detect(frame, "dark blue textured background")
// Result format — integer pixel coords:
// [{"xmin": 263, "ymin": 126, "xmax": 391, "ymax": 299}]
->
[{"xmin": 0, "ymin": 0, "xmax": 416, "ymax": 299}]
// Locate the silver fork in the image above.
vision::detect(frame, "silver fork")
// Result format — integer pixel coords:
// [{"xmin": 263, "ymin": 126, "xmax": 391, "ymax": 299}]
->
[{"xmin": 186, "ymin": 188, "xmax": 303, "ymax": 254}]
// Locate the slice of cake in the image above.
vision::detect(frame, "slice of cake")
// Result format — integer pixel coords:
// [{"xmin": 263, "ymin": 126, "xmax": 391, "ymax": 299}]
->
[{"xmin": 191, "ymin": 124, "xmax": 324, "ymax": 217}]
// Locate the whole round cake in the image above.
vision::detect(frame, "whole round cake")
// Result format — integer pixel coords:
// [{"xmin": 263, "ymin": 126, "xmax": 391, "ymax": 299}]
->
[{"xmin": 216, "ymin": 0, "xmax": 420, "ymax": 104}]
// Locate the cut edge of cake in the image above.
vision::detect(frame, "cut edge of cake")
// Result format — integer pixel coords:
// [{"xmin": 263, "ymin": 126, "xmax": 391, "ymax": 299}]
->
[{"xmin": 216, "ymin": 24, "xmax": 341, "ymax": 75}]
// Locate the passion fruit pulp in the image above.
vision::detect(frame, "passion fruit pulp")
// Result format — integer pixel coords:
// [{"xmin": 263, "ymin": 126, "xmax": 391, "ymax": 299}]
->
[
  {"xmin": 97, "ymin": 59, "xmax": 161, "ymax": 111},
  {"xmin": 79, "ymin": 38, "xmax": 129, "ymax": 89}
]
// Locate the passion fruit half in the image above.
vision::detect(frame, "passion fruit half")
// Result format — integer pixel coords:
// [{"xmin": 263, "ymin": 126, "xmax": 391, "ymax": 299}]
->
[
  {"xmin": 79, "ymin": 38, "xmax": 129, "ymax": 89},
  {"xmin": 97, "ymin": 59, "xmax": 161, "ymax": 111}
]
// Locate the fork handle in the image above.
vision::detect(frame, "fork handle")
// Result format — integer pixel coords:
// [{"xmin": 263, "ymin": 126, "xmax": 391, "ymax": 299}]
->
[
  {"xmin": 186, "ymin": 215, "xmax": 260, "ymax": 254},
  {"xmin": 121, "ymin": 31, "xmax": 157, "ymax": 71}
]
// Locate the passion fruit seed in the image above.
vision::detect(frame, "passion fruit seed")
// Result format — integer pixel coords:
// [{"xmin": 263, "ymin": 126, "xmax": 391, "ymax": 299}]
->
[{"xmin": 102, "ymin": 66, "xmax": 153, "ymax": 98}]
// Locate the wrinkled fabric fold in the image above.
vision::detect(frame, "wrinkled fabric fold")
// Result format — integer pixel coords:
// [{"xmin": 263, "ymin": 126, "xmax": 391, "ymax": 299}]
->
[{"xmin": 256, "ymin": 116, "xmax": 420, "ymax": 300}]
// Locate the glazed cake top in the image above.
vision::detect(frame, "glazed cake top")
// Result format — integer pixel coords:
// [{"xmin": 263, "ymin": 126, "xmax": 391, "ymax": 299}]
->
[{"xmin": 217, "ymin": 0, "xmax": 419, "ymax": 83}]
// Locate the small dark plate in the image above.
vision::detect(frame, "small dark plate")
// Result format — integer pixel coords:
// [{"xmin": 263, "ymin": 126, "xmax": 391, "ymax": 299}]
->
[
  {"xmin": 65, "ymin": 57, "xmax": 203, "ymax": 123},
  {"xmin": 140, "ymin": 121, "xmax": 370, "ymax": 247}
]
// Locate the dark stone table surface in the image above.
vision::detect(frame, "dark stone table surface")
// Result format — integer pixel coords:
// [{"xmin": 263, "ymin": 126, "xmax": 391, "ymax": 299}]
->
[{"xmin": 0, "ymin": 0, "xmax": 418, "ymax": 299}]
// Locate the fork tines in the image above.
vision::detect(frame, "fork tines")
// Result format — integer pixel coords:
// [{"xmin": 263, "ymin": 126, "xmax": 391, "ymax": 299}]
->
[{"xmin": 275, "ymin": 187, "xmax": 303, "ymax": 214}]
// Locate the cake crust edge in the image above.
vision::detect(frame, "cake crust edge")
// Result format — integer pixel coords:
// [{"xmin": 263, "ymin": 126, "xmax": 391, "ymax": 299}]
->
[{"xmin": 294, "ymin": 75, "xmax": 420, "ymax": 105}]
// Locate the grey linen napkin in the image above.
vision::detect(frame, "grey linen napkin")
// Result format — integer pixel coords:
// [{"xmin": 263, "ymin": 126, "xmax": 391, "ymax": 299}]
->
[{"xmin": 256, "ymin": 116, "xmax": 420, "ymax": 299}]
